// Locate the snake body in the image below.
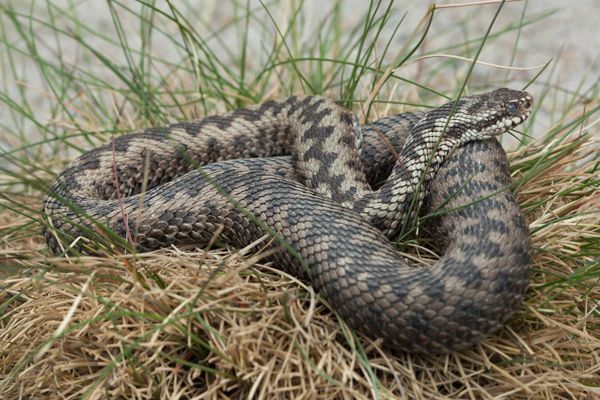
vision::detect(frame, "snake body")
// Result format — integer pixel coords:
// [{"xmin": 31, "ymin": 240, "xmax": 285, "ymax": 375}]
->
[{"xmin": 43, "ymin": 89, "xmax": 533, "ymax": 353}]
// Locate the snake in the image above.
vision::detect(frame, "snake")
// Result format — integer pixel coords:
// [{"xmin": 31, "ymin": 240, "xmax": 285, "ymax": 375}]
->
[{"xmin": 42, "ymin": 88, "xmax": 534, "ymax": 353}]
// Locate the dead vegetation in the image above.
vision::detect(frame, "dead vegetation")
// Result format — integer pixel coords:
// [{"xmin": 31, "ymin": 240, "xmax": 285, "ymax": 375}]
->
[{"xmin": 1, "ymin": 124, "xmax": 598, "ymax": 399}]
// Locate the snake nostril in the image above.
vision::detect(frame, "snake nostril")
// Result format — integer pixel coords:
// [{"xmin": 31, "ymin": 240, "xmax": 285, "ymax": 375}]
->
[{"xmin": 523, "ymin": 99, "xmax": 532, "ymax": 110}]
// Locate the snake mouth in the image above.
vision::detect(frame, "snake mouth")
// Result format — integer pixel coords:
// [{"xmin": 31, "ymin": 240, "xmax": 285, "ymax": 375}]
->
[
  {"xmin": 482, "ymin": 99, "xmax": 533, "ymax": 135},
  {"xmin": 493, "ymin": 110, "xmax": 532, "ymax": 131},
  {"xmin": 468, "ymin": 110, "xmax": 532, "ymax": 141}
]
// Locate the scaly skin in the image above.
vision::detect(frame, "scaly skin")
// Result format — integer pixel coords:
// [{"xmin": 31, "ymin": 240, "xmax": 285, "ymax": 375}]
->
[{"xmin": 43, "ymin": 89, "xmax": 533, "ymax": 352}]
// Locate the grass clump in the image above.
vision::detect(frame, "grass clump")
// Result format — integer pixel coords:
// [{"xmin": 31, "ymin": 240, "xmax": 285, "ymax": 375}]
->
[{"xmin": 1, "ymin": 1, "xmax": 599, "ymax": 399}]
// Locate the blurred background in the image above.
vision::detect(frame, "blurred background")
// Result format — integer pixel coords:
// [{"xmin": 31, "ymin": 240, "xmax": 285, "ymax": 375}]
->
[{"xmin": 2, "ymin": 0, "xmax": 599, "ymax": 145}]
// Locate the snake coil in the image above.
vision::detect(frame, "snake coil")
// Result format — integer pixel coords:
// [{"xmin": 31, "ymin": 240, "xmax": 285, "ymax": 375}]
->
[{"xmin": 43, "ymin": 88, "xmax": 533, "ymax": 352}]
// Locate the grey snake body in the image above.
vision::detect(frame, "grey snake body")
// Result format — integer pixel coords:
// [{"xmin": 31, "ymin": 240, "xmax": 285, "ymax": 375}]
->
[{"xmin": 43, "ymin": 89, "xmax": 534, "ymax": 353}]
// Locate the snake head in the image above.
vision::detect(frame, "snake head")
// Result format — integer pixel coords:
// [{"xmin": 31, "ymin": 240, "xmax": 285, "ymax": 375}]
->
[{"xmin": 452, "ymin": 88, "xmax": 534, "ymax": 143}]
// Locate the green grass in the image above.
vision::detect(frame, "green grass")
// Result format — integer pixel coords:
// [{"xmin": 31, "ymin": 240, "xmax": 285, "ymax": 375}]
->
[{"xmin": 1, "ymin": 0, "xmax": 599, "ymax": 398}]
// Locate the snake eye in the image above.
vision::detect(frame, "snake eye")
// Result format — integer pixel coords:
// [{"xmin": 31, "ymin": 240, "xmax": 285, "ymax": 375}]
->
[{"xmin": 505, "ymin": 102, "xmax": 519, "ymax": 115}]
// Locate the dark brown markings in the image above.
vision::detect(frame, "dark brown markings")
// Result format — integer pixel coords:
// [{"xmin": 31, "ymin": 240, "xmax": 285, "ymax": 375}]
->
[
  {"xmin": 339, "ymin": 109, "xmax": 354, "ymax": 127},
  {"xmin": 44, "ymin": 92, "xmax": 532, "ymax": 353},
  {"xmin": 302, "ymin": 125, "xmax": 335, "ymax": 145}
]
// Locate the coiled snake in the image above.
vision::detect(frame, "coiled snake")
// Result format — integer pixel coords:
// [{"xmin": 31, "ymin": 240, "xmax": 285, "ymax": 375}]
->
[{"xmin": 43, "ymin": 88, "xmax": 534, "ymax": 353}]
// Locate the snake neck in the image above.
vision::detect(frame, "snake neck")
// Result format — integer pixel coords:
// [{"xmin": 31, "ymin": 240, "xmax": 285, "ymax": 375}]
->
[{"xmin": 354, "ymin": 122, "xmax": 459, "ymax": 236}]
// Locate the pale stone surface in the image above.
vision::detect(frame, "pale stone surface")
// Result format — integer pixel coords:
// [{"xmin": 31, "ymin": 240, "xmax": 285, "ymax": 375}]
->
[{"xmin": 2, "ymin": 1, "xmax": 598, "ymax": 145}]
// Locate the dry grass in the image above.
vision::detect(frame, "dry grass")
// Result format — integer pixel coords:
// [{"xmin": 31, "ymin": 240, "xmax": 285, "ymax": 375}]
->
[
  {"xmin": 1, "ymin": 1, "xmax": 600, "ymax": 399},
  {"xmin": 1, "ymin": 123, "xmax": 599, "ymax": 399}
]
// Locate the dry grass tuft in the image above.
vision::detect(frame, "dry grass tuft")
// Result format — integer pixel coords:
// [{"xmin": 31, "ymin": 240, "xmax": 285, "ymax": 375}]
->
[{"xmin": 1, "ymin": 127, "xmax": 599, "ymax": 399}]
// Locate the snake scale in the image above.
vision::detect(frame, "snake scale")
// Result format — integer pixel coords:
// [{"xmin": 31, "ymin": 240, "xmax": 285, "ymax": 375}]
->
[{"xmin": 43, "ymin": 88, "xmax": 534, "ymax": 353}]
